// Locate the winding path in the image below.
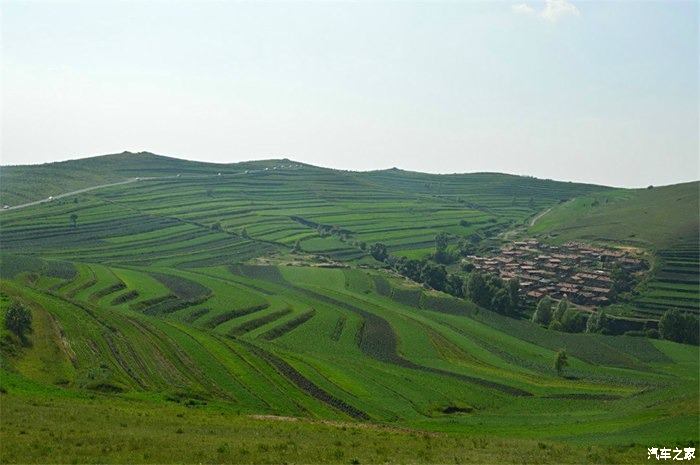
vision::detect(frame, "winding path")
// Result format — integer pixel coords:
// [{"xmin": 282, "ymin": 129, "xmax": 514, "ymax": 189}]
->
[
  {"xmin": 2, "ymin": 177, "xmax": 159, "ymax": 211},
  {"xmin": 1, "ymin": 169, "xmax": 268, "ymax": 212},
  {"xmin": 529, "ymin": 206, "xmax": 553, "ymax": 227}
]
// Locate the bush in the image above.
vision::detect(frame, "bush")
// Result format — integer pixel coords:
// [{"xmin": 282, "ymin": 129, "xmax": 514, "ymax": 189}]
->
[
  {"xmin": 554, "ymin": 349, "xmax": 568, "ymax": 376},
  {"xmin": 369, "ymin": 243, "xmax": 388, "ymax": 262},
  {"xmin": 5, "ymin": 300, "xmax": 32, "ymax": 341},
  {"xmin": 644, "ymin": 328, "xmax": 660, "ymax": 339}
]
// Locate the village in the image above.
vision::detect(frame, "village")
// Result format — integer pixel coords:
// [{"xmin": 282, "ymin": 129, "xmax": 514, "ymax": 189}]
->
[{"xmin": 465, "ymin": 239, "xmax": 647, "ymax": 307}]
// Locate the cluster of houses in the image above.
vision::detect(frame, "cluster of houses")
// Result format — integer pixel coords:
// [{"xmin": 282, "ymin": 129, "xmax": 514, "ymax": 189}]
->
[{"xmin": 466, "ymin": 239, "xmax": 646, "ymax": 307}]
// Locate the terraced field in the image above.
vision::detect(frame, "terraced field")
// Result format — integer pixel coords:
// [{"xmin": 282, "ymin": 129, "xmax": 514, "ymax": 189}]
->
[
  {"xmin": 0, "ymin": 153, "xmax": 697, "ymax": 464},
  {"xmin": 635, "ymin": 245, "xmax": 700, "ymax": 317}
]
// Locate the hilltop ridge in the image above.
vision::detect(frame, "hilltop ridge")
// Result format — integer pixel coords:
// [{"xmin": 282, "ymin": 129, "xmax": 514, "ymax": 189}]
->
[{"xmin": 0, "ymin": 151, "xmax": 610, "ymax": 206}]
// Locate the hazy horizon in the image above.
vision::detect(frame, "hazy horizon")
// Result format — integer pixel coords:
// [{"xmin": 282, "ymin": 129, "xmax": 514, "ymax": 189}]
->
[{"xmin": 2, "ymin": 0, "xmax": 698, "ymax": 188}]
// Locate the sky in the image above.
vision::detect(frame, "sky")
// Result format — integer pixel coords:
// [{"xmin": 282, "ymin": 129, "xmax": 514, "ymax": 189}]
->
[{"xmin": 1, "ymin": 0, "xmax": 697, "ymax": 187}]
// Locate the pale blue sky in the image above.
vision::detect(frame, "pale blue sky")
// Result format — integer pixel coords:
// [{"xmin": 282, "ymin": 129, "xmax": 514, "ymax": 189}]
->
[{"xmin": 1, "ymin": 0, "xmax": 697, "ymax": 187}]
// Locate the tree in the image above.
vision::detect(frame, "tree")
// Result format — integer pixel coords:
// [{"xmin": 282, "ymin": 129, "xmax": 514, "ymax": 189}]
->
[
  {"xmin": 292, "ymin": 239, "xmax": 302, "ymax": 253},
  {"xmin": 586, "ymin": 309, "xmax": 609, "ymax": 334},
  {"xmin": 561, "ymin": 308, "xmax": 587, "ymax": 333},
  {"xmin": 69, "ymin": 213, "xmax": 78, "ymax": 228},
  {"xmin": 611, "ymin": 264, "xmax": 634, "ymax": 297},
  {"xmin": 485, "ymin": 274, "xmax": 504, "ymax": 295},
  {"xmin": 434, "ymin": 232, "xmax": 449, "ymax": 253},
  {"xmin": 659, "ymin": 309, "xmax": 699, "ymax": 345},
  {"xmin": 395, "ymin": 258, "xmax": 422, "ymax": 282},
  {"xmin": 507, "ymin": 279, "xmax": 520, "ymax": 311},
  {"xmin": 456, "ymin": 238, "xmax": 473, "ymax": 257},
  {"xmin": 554, "ymin": 349, "xmax": 568, "ymax": 376},
  {"xmin": 433, "ymin": 233, "xmax": 453, "ymax": 264},
  {"xmin": 467, "ymin": 233, "xmax": 482, "ymax": 245},
  {"xmin": 491, "ymin": 288, "xmax": 512, "ymax": 315},
  {"xmin": 369, "ymin": 243, "xmax": 389, "ymax": 262},
  {"xmin": 240, "ymin": 227, "xmax": 249, "ymax": 238},
  {"xmin": 532, "ymin": 296, "xmax": 553, "ymax": 326},
  {"xmin": 420, "ymin": 263, "xmax": 447, "ymax": 291},
  {"xmin": 659, "ymin": 309, "xmax": 684, "ymax": 343},
  {"xmin": 211, "ymin": 221, "xmax": 222, "ymax": 231},
  {"xmin": 465, "ymin": 271, "xmax": 491, "ymax": 308},
  {"xmin": 5, "ymin": 300, "xmax": 32, "ymax": 341},
  {"xmin": 444, "ymin": 274, "xmax": 464, "ymax": 298},
  {"xmin": 553, "ymin": 299, "xmax": 568, "ymax": 322}
]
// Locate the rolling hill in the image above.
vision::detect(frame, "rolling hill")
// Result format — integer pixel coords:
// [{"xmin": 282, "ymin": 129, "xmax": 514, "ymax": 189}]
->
[{"xmin": 0, "ymin": 153, "xmax": 697, "ymax": 464}]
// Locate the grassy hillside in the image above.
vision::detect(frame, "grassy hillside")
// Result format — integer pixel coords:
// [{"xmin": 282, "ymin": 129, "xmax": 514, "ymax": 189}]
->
[
  {"xmin": 0, "ymin": 154, "xmax": 697, "ymax": 464},
  {"xmin": 529, "ymin": 182, "xmax": 699, "ymax": 249},
  {"xmin": 0, "ymin": 152, "xmax": 292, "ymax": 206}
]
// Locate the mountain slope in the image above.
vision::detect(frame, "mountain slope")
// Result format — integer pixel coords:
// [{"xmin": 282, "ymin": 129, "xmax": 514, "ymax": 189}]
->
[{"xmin": 529, "ymin": 181, "xmax": 699, "ymax": 249}]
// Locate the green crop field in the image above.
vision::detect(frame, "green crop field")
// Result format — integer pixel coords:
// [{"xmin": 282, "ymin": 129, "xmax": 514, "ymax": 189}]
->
[{"xmin": 0, "ymin": 153, "xmax": 697, "ymax": 464}]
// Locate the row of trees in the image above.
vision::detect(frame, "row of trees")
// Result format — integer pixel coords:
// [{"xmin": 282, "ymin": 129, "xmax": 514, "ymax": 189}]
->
[
  {"xmin": 533, "ymin": 298, "xmax": 699, "ymax": 345},
  {"xmin": 433, "ymin": 232, "xmax": 482, "ymax": 264},
  {"xmin": 368, "ymin": 240, "xmax": 521, "ymax": 316},
  {"xmin": 464, "ymin": 272, "xmax": 520, "ymax": 316}
]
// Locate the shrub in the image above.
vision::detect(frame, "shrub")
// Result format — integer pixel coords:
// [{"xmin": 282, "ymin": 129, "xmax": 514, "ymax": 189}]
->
[
  {"xmin": 5, "ymin": 300, "xmax": 32, "ymax": 341},
  {"xmin": 554, "ymin": 349, "xmax": 568, "ymax": 376},
  {"xmin": 644, "ymin": 328, "xmax": 660, "ymax": 339},
  {"xmin": 369, "ymin": 243, "xmax": 388, "ymax": 262}
]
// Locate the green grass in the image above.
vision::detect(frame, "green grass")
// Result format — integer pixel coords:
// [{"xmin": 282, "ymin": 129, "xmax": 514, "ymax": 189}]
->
[{"xmin": 529, "ymin": 182, "xmax": 699, "ymax": 249}]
